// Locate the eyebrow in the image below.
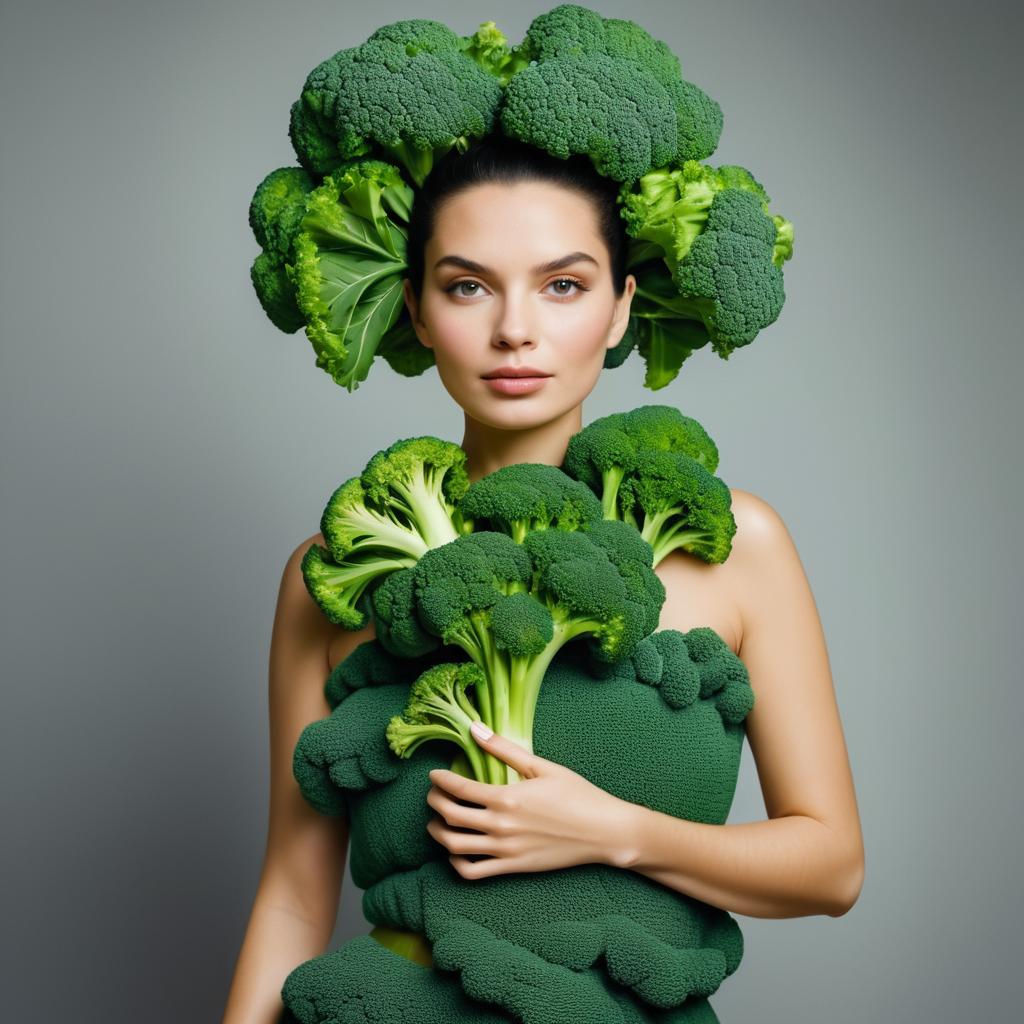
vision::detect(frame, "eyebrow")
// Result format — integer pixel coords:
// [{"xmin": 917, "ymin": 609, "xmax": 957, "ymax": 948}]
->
[{"xmin": 433, "ymin": 251, "xmax": 600, "ymax": 275}]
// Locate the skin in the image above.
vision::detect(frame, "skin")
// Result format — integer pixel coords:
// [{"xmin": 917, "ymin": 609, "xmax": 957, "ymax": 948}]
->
[{"xmin": 223, "ymin": 179, "xmax": 864, "ymax": 1022}]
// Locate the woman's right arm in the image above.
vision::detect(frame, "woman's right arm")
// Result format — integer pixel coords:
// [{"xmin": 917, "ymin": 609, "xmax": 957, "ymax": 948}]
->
[{"xmin": 222, "ymin": 533, "xmax": 375, "ymax": 1024}]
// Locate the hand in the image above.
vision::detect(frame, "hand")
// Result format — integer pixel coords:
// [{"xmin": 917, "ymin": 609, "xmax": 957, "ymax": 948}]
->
[{"xmin": 425, "ymin": 722, "xmax": 636, "ymax": 879}]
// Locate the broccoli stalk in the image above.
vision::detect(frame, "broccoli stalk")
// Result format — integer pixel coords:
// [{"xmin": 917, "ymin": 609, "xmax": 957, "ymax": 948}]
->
[
  {"xmin": 385, "ymin": 662, "xmax": 495, "ymax": 783},
  {"xmin": 383, "ymin": 467, "xmax": 664, "ymax": 784}
]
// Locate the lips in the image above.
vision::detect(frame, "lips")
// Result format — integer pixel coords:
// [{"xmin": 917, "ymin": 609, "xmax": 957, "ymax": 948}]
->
[{"xmin": 482, "ymin": 366, "xmax": 552, "ymax": 379}]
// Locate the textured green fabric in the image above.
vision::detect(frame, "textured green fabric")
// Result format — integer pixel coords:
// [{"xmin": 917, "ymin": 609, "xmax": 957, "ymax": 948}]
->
[{"xmin": 283, "ymin": 626, "xmax": 753, "ymax": 1022}]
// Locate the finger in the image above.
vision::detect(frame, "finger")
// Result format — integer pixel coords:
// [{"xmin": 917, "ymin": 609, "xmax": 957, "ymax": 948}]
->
[
  {"xmin": 450, "ymin": 851, "xmax": 526, "ymax": 880},
  {"xmin": 428, "ymin": 820, "xmax": 505, "ymax": 856},
  {"xmin": 428, "ymin": 768, "xmax": 502, "ymax": 807},
  {"xmin": 425, "ymin": 785, "xmax": 492, "ymax": 831},
  {"xmin": 469, "ymin": 721, "xmax": 538, "ymax": 779}
]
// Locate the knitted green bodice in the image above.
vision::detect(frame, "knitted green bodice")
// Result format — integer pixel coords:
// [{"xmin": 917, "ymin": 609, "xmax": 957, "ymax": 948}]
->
[{"xmin": 281, "ymin": 626, "xmax": 753, "ymax": 1024}]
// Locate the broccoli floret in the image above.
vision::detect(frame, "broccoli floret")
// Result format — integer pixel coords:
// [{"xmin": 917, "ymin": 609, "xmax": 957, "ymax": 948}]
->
[
  {"xmin": 289, "ymin": 19, "xmax": 505, "ymax": 187},
  {"xmin": 620, "ymin": 449, "xmax": 736, "ymax": 564},
  {"xmin": 563, "ymin": 404, "xmax": 719, "ymax": 517},
  {"xmin": 386, "ymin": 662, "xmax": 495, "ymax": 783},
  {"xmin": 360, "ymin": 436, "xmax": 471, "ymax": 548},
  {"xmin": 501, "ymin": 5, "xmax": 722, "ymax": 181},
  {"xmin": 618, "ymin": 160, "xmax": 795, "ymax": 387},
  {"xmin": 563, "ymin": 405, "xmax": 736, "ymax": 566},
  {"xmin": 319, "ymin": 436, "xmax": 468, "ymax": 563},
  {"xmin": 371, "ymin": 568, "xmax": 442, "ymax": 660},
  {"xmin": 581, "ymin": 518, "xmax": 666, "ymax": 637},
  {"xmin": 248, "ymin": 166, "xmax": 317, "ymax": 333},
  {"xmin": 381, "ymin": 523, "xmax": 662, "ymax": 782},
  {"xmin": 457, "ymin": 462, "xmax": 603, "ymax": 542},
  {"xmin": 303, "ymin": 436, "xmax": 469, "ymax": 629},
  {"xmin": 301, "ymin": 542, "xmax": 414, "ymax": 630}
]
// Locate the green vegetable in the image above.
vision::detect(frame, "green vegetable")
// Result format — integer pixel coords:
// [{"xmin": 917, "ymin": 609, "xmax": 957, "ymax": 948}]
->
[
  {"xmin": 302, "ymin": 436, "xmax": 469, "ymax": 629},
  {"xmin": 383, "ymin": 499, "xmax": 664, "ymax": 783},
  {"xmin": 247, "ymin": 166, "xmax": 316, "ymax": 333},
  {"xmin": 563, "ymin": 405, "xmax": 736, "ymax": 565},
  {"xmin": 456, "ymin": 462, "xmax": 604, "ymax": 542},
  {"xmin": 500, "ymin": 4, "xmax": 722, "ymax": 181},
  {"xmin": 288, "ymin": 19, "xmax": 514, "ymax": 187},
  {"xmin": 618, "ymin": 160, "xmax": 795, "ymax": 388}
]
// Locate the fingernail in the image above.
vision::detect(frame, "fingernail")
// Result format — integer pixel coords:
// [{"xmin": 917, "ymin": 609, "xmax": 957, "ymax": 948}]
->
[{"xmin": 470, "ymin": 720, "xmax": 493, "ymax": 741}]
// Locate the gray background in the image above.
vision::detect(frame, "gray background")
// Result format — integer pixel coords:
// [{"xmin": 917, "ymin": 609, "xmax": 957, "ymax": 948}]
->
[{"xmin": 2, "ymin": 0, "xmax": 1020, "ymax": 1019}]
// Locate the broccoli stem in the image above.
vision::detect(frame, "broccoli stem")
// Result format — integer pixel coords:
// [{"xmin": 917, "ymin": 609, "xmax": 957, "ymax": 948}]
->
[
  {"xmin": 601, "ymin": 466, "xmax": 627, "ymax": 519},
  {"xmin": 389, "ymin": 469, "xmax": 462, "ymax": 550},
  {"xmin": 646, "ymin": 523, "xmax": 716, "ymax": 567},
  {"xmin": 339, "ymin": 507, "xmax": 432, "ymax": 560}
]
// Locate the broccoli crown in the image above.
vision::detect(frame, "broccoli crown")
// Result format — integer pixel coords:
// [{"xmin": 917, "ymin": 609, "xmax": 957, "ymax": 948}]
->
[
  {"xmin": 503, "ymin": 5, "xmax": 722, "ymax": 180},
  {"xmin": 371, "ymin": 568, "xmax": 441, "ymax": 660},
  {"xmin": 520, "ymin": 528, "xmax": 654, "ymax": 661},
  {"xmin": 249, "ymin": 166, "xmax": 316, "ymax": 263},
  {"xmin": 673, "ymin": 188, "xmax": 787, "ymax": 358},
  {"xmin": 488, "ymin": 590, "xmax": 555, "ymax": 657},
  {"xmin": 457, "ymin": 462, "xmax": 603, "ymax": 542},
  {"xmin": 620, "ymin": 449, "xmax": 737, "ymax": 564},
  {"xmin": 562, "ymin": 405, "xmax": 736, "ymax": 568},
  {"xmin": 563, "ymin": 404, "xmax": 719, "ymax": 495},
  {"xmin": 581, "ymin": 518, "xmax": 666, "ymax": 636},
  {"xmin": 618, "ymin": 162, "xmax": 794, "ymax": 385},
  {"xmin": 317, "ymin": 436, "xmax": 466, "ymax": 568},
  {"xmin": 289, "ymin": 20, "xmax": 505, "ymax": 187},
  {"xmin": 410, "ymin": 531, "xmax": 532, "ymax": 643},
  {"xmin": 616, "ymin": 404, "xmax": 720, "ymax": 469}
]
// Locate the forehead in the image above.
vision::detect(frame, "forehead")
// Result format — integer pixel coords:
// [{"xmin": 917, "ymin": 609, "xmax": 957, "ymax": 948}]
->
[{"xmin": 430, "ymin": 180, "xmax": 604, "ymax": 254}]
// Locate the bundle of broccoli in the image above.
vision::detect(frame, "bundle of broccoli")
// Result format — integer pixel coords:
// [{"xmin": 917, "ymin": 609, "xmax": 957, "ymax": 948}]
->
[
  {"xmin": 248, "ymin": 3, "xmax": 794, "ymax": 392},
  {"xmin": 284, "ymin": 403, "xmax": 754, "ymax": 1019},
  {"xmin": 298, "ymin": 404, "xmax": 738, "ymax": 788}
]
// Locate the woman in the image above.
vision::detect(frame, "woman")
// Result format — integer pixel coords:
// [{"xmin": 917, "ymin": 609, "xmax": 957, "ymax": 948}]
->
[{"xmin": 223, "ymin": 135, "xmax": 864, "ymax": 1023}]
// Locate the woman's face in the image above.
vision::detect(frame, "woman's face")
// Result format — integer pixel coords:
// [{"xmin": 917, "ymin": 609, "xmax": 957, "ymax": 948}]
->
[{"xmin": 403, "ymin": 180, "xmax": 636, "ymax": 431}]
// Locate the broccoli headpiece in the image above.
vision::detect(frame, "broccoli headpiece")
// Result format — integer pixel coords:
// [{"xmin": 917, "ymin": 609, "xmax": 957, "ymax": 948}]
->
[{"xmin": 248, "ymin": 4, "xmax": 795, "ymax": 392}]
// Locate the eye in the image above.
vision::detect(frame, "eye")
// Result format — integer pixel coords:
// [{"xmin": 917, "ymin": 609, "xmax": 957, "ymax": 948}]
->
[
  {"xmin": 445, "ymin": 280, "xmax": 484, "ymax": 298},
  {"xmin": 547, "ymin": 276, "xmax": 589, "ymax": 298}
]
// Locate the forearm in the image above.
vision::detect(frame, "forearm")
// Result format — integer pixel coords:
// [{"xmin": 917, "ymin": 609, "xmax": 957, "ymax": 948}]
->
[
  {"xmin": 611, "ymin": 801, "xmax": 861, "ymax": 919},
  {"xmin": 222, "ymin": 896, "xmax": 336, "ymax": 1024}
]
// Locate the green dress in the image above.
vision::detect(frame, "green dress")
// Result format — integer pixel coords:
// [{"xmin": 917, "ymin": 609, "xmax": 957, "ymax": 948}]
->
[{"xmin": 281, "ymin": 624, "xmax": 754, "ymax": 1023}]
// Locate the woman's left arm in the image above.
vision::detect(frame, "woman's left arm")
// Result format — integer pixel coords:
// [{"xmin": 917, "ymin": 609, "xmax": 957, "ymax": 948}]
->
[{"xmin": 618, "ymin": 491, "xmax": 866, "ymax": 918}]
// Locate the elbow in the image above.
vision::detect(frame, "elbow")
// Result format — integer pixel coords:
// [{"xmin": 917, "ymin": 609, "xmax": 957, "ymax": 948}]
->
[{"xmin": 825, "ymin": 849, "xmax": 865, "ymax": 917}]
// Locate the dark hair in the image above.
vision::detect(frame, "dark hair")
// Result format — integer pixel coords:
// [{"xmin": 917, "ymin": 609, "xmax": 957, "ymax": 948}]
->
[{"xmin": 404, "ymin": 135, "xmax": 629, "ymax": 303}]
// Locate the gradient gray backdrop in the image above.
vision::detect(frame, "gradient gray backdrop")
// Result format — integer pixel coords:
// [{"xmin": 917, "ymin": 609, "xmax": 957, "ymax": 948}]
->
[{"xmin": 2, "ymin": 1, "xmax": 1020, "ymax": 1019}]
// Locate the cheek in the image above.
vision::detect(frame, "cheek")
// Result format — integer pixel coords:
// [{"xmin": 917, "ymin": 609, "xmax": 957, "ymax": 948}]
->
[{"xmin": 553, "ymin": 302, "xmax": 615, "ymax": 364}]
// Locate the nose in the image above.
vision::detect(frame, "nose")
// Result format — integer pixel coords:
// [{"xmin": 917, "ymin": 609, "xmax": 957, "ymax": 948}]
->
[{"xmin": 492, "ymin": 290, "xmax": 536, "ymax": 351}]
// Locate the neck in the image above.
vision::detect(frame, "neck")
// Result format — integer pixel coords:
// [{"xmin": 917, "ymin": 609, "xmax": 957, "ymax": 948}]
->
[{"xmin": 460, "ymin": 405, "xmax": 584, "ymax": 482}]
